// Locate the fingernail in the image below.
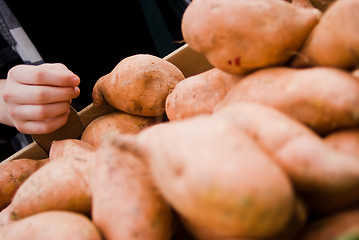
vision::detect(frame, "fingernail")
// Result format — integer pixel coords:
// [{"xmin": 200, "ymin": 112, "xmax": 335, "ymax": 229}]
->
[
  {"xmin": 74, "ymin": 86, "xmax": 80, "ymax": 95},
  {"xmin": 72, "ymin": 76, "xmax": 80, "ymax": 85}
]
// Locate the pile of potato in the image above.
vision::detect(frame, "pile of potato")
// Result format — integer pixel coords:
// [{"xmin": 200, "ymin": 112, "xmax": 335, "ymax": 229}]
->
[{"xmin": 1, "ymin": 0, "xmax": 359, "ymax": 239}]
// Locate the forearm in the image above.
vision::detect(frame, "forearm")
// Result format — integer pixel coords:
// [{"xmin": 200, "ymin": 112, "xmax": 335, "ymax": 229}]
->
[{"xmin": 0, "ymin": 79, "xmax": 15, "ymax": 127}]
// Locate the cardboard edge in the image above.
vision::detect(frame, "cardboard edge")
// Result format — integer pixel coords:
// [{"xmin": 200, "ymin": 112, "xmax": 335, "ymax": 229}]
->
[
  {"xmin": 2, "ymin": 141, "xmax": 48, "ymax": 163},
  {"xmin": 164, "ymin": 44, "xmax": 213, "ymax": 77}
]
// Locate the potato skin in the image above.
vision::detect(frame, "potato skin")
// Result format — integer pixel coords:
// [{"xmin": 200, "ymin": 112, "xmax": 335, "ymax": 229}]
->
[
  {"xmin": 7, "ymin": 157, "xmax": 92, "ymax": 220},
  {"xmin": 296, "ymin": 209, "xmax": 359, "ymax": 240},
  {"xmin": 92, "ymin": 135, "xmax": 173, "ymax": 240},
  {"xmin": 165, "ymin": 68, "xmax": 240, "ymax": 121},
  {"xmin": 213, "ymin": 102, "xmax": 359, "ymax": 215},
  {"xmin": 182, "ymin": 0, "xmax": 320, "ymax": 75},
  {"xmin": 215, "ymin": 67, "xmax": 359, "ymax": 134},
  {"xmin": 92, "ymin": 54, "xmax": 185, "ymax": 116},
  {"xmin": 131, "ymin": 115, "xmax": 295, "ymax": 239},
  {"xmin": 0, "ymin": 211, "xmax": 102, "ymax": 240},
  {"xmin": 324, "ymin": 128, "xmax": 359, "ymax": 159},
  {"xmin": 49, "ymin": 139, "xmax": 96, "ymax": 160},
  {"xmin": 0, "ymin": 158, "xmax": 48, "ymax": 211},
  {"xmin": 292, "ymin": 0, "xmax": 359, "ymax": 68},
  {"xmin": 81, "ymin": 111, "xmax": 158, "ymax": 148}
]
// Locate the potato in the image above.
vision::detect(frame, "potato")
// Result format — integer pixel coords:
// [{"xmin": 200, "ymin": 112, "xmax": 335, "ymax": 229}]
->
[
  {"xmin": 292, "ymin": 0, "xmax": 359, "ymax": 68},
  {"xmin": 0, "ymin": 158, "xmax": 48, "ymax": 211},
  {"xmin": 165, "ymin": 68, "xmax": 241, "ymax": 121},
  {"xmin": 310, "ymin": 0, "xmax": 336, "ymax": 11},
  {"xmin": 324, "ymin": 128, "xmax": 359, "ymax": 159},
  {"xmin": 117, "ymin": 115, "xmax": 295, "ymax": 239},
  {"xmin": 92, "ymin": 54, "xmax": 185, "ymax": 116},
  {"xmin": 92, "ymin": 134, "xmax": 173, "ymax": 240},
  {"xmin": 213, "ymin": 102, "xmax": 359, "ymax": 214},
  {"xmin": 0, "ymin": 211, "xmax": 101, "ymax": 240},
  {"xmin": 215, "ymin": 67, "xmax": 359, "ymax": 134},
  {"xmin": 181, "ymin": 0, "xmax": 320, "ymax": 75},
  {"xmin": 5, "ymin": 156, "xmax": 92, "ymax": 221},
  {"xmin": 291, "ymin": 0, "xmax": 336, "ymax": 11},
  {"xmin": 81, "ymin": 111, "xmax": 158, "ymax": 148},
  {"xmin": 49, "ymin": 139, "xmax": 96, "ymax": 160},
  {"xmin": 296, "ymin": 209, "xmax": 359, "ymax": 240}
]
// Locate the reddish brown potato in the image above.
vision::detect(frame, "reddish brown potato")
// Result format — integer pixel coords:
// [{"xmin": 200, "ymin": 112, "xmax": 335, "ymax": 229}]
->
[
  {"xmin": 324, "ymin": 128, "xmax": 359, "ymax": 159},
  {"xmin": 292, "ymin": 0, "xmax": 359, "ymax": 68},
  {"xmin": 215, "ymin": 67, "xmax": 359, "ymax": 134},
  {"xmin": 92, "ymin": 54, "xmax": 185, "ymax": 117},
  {"xmin": 181, "ymin": 0, "xmax": 320, "ymax": 75},
  {"xmin": 0, "ymin": 158, "xmax": 48, "ymax": 211},
  {"xmin": 92, "ymin": 134, "xmax": 174, "ymax": 240},
  {"xmin": 81, "ymin": 111, "xmax": 158, "ymax": 148},
  {"xmin": 296, "ymin": 209, "xmax": 359, "ymax": 240},
  {"xmin": 117, "ymin": 115, "xmax": 295, "ymax": 239},
  {"xmin": 213, "ymin": 102, "xmax": 359, "ymax": 215},
  {"xmin": 165, "ymin": 68, "xmax": 241, "ymax": 121},
  {"xmin": 5, "ymin": 156, "xmax": 92, "ymax": 221},
  {"xmin": 49, "ymin": 139, "xmax": 96, "ymax": 160},
  {"xmin": 0, "ymin": 211, "xmax": 102, "ymax": 240}
]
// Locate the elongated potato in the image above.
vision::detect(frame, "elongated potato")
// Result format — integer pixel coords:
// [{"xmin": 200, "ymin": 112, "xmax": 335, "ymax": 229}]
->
[
  {"xmin": 296, "ymin": 209, "xmax": 359, "ymax": 240},
  {"xmin": 92, "ymin": 54, "xmax": 185, "ymax": 116},
  {"xmin": 92, "ymin": 134, "xmax": 173, "ymax": 240},
  {"xmin": 182, "ymin": 0, "xmax": 320, "ymax": 75},
  {"xmin": 0, "ymin": 158, "xmax": 48, "ymax": 211},
  {"xmin": 215, "ymin": 67, "xmax": 359, "ymax": 134},
  {"xmin": 81, "ymin": 111, "xmax": 158, "ymax": 148},
  {"xmin": 213, "ymin": 102, "xmax": 359, "ymax": 214},
  {"xmin": 116, "ymin": 115, "xmax": 295, "ymax": 239},
  {"xmin": 292, "ymin": 0, "xmax": 359, "ymax": 68},
  {"xmin": 49, "ymin": 139, "xmax": 96, "ymax": 161},
  {"xmin": 324, "ymin": 128, "xmax": 359, "ymax": 159},
  {"xmin": 165, "ymin": 68, "xmax": 241, "ymax": 121},
  {"xmin": 5, "ymin": 156, "xmax": 92, "ymax": 221},
  {"xmin": 0, "ymin": 211, "xmax": 102, "ymax": 240}
]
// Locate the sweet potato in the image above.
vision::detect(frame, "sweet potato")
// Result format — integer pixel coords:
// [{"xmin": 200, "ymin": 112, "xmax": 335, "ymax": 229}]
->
[
  {"xmin": 165, "ymin": 68, "xmax": 241, "ymax": 121},
  {"xmin": 324, "ymin": 128, "xmax": 359, "ymax": 159},
  {"xmin": 215, "ymin": 67, "xmax": 359, "ymax": 134},
  {"xmin": 116, "ymin": 115, "xmax": 295, "ymax": 239},
  {"xmin": 5, "ymin": 156, "xmax": 92, "ymax": 221},
  {"xmin": 296, "ymin": 208, "xmax": 359, "ymax": 240},
  {"xmin": 310, "ymin": 0, "xmax": 336, "ymax": 11},
  {"xmin": 292, "ymin": 0, "xmax": 359, "ymax": 68},
  {"xmin": 213, "ymin": 102, "xmax": 359, "ymax": 214},
  {"xmin": 181, "ymin": 0, "xmax": 320, "ymax": 75},
  {"xmin": 292, "ymin": 0, "xmax": 336, "ymax": 11},
  {"xmin": 0, "ymin": 211, "xmax": 102, "ymax": 240},
  {"xmin": 268, "ymin": 198, "xmax": 307, "ymax": 240},
  {"xmin": 49, "ymin": 139, "xmax": 96, "ymax": 160},
  {"xmin": 0, "ymin": 158, "xmax": 48, "ymax": 211},
  {"xmin": 92, "ymin": 54, "xmax": 185, "ymax": 116},
  {"xmin": 81, "ymin": 111, "xmax": 158, "ymax": 148},
  {"xmin": 92, "ymin": 134, "xmax": 173, "ymax": 240}
]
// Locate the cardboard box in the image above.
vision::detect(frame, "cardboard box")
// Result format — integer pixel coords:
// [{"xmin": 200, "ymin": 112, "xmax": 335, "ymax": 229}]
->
[{"xmin": 3, "ymin": 44, "xmax": 213, "ymax": 163}]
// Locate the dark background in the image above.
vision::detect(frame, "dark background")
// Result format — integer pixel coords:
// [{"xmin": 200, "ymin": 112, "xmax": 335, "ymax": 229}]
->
[
  {"xmin": 5, "ymin": 0, "xmax": 187, "ymax": 109},
  {"xmin": 1, "ymin": 0, "xmax": 188, "ymax": 160}
]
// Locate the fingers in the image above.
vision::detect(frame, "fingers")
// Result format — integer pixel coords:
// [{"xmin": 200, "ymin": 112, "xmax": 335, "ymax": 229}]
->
[
  {"xmin": 8, "ymin": 101, "xmax": 72, "ymax": 134},
  {"xmin": 3, "ymin": 63, "xmax": 82, "ymax": 134},
  {"xmin": 7, "ymin": 63, "xmax": 80, "ymax": 87},
  {"xmin": 13, "ymin": 112, "xmax": 71, "ymax": 135},
  {"xmin": 8, "ymin": 101, "xmax": 71, "ymax": 121},
  {"xmin": 4, "ymin": 84, "xmax": 80, "ymax": 105}
]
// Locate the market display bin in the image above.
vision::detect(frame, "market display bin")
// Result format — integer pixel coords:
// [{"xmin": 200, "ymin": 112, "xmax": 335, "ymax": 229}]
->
[{"xmin": 2, "ymin": 44, "xmax": 213, "ymax": 163}]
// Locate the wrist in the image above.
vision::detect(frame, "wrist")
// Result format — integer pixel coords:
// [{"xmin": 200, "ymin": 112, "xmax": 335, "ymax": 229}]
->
[{"xmin": 0, "ymin": 79, "xmax": 15, "ymax": 127}]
